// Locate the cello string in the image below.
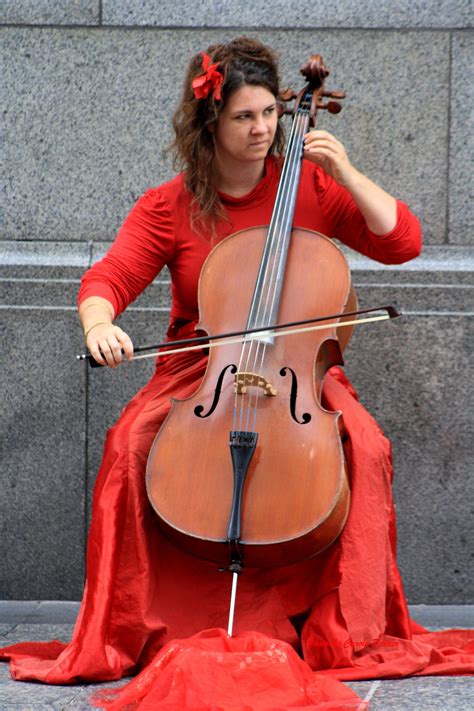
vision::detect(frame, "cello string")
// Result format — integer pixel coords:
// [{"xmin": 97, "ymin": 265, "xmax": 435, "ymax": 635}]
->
[
  {"xmin": 245, "ymin": 109, "xmax": 309, "ymax": 433},
  {"xmin": 232, "ymin": 107, "xmax": 303, "ymax": 433},
  {"xmin": 243, "ymin": 109, "xmax": 306, "ymax": 432},
  {"xmin": 247, "ymin": 110, "xmax": 305, "ymax": 431},
  {"xmin": 237, "ymin": 109, "xmax": 302, "ymax": 432}
]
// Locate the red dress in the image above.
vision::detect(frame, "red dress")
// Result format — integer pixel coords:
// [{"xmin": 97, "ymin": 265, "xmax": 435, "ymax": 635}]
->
[{"xmin": 2, "ymin": 158, "xmax": 472, "ymax": 710}]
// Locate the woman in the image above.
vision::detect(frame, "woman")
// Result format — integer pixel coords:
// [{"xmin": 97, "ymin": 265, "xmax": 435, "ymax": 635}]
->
[{"xmin": 2, "ymin": 37, "xmax": 472, "ymax": 708}]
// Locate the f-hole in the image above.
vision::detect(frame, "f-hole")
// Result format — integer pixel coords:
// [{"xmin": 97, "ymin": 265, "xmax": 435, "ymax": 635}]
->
[
  {"xmin": 280, "ymin": 366, "xmax": 311, "ymax": 424},
  {"xmin": 194, "ymin": 364, "xmax": 237, "ymax": 419}
]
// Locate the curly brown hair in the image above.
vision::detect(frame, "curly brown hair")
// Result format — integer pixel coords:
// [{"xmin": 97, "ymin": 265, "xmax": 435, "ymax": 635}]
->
[{"xmin": 170, "ymin": 37, "xmax": 285, "ymax": 236}]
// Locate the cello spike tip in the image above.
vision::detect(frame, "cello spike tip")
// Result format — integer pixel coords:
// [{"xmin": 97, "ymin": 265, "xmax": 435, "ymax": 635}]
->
[{"xmin": 227, "ymin": 569, "xmax": 239, "ymax": 638}]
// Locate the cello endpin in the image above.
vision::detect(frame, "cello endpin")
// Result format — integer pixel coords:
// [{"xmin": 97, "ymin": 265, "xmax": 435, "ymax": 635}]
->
[{"xmin": 227, "ymin": 570, "xmax": 239, "ymax": 637}]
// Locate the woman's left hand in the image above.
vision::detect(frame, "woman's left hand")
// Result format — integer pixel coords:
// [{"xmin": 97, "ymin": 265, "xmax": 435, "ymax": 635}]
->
[{"xmin": 303, "ymin": 129, "xmax": 358, "ymax": 188}]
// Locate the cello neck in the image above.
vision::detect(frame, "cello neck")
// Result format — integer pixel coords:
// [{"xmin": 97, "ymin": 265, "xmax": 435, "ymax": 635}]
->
[{"xmin": 245, "ymin": 92, "xmax": 312, "ymax": 339}]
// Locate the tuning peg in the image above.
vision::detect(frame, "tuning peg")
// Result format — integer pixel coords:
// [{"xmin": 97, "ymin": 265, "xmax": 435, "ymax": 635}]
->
[
  {"xmin": 322, "ymin": 91, "xmax": 346, "ymax": 100},
  {"xmin": 317, "ymin": 101, "xmax": 343, "ymax": 114}
]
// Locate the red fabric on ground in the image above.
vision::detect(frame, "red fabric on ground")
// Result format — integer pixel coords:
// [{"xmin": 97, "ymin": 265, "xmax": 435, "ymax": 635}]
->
[{"xmin": 91, "ymin": 629, "xmax": 367, "ymax": 710}]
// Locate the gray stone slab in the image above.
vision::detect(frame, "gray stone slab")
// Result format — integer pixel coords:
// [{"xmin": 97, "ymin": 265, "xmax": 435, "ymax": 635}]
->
[
  {"xmin": 0, "ymin": 243, "xmax": 90, "ymax": 280},
  {"xmin": 0, "ymin": 624, "xmax": 74, "ymax": 644},
  {"xmin": 0, "ymin": 622, "xmax": 74, "ymax": 643},
  {"xmin": 0, "ymin": 242, "xmax": 90, "ymax": 268},
  {"xmin": 0, "ymin": 683, "xmax": 78, "ymax": 707},
  {"xmin": 0, "ymin": 243, "xmax": 87, "ymax": 309},
  {"xmin": 0, "ymin": 601, "xmax": 40, "ymax": 624},
  {"xmin": 0, "ymin": 601, "xmax": 80, "ymax": 624},
  {"xmin": 0, "ymin": 308, "xmax": 86, "ymax": 600},
  {"xmin": 343, "ymin": 245, "xmax": 474, "ymax": 274},
  {"xmin": 345, "ymin": 244, "xmax": 474, "ymax": 291},
  {"xmin": 344, "ymin": 245, "xmax": 474, "ymax": 311},
  {"xmin": 449, "ymin": 32, "xmax": 474, "ymax": 246},
  {"xmin": 23, "ymin": 601, "xmax": 79, "ymax": 624},
  {"xmin": 343, "ymin": 313, "xmax": 473, "ymax": 604},
  {"xmin": 354, "ymin": 283, "xmax": 473, "ymax": 314},
  {"xmin": 1, "ymin": 28, "xmax": 450, "ymax": 245},
  {"xmin": 351, "ymin": 269, "xmax": 473, "ymax": 286},
  {"xmin": 408, "ymin": 604, "xmax": 474, "ymax": 629},
  {"xmin": 103, "ymin": 0, "xmax": 473, "ymax": 29},
  {"xmin": 0, "ymin": 624, "xmax": 16, "ymax": 636},
  {"xmin": 1, "ymin": 26, "xmax": 176, "ymax": 243},
  {"xmin": 0, "ymin": 278, "xmax": 81, "ymax": 307},
  {"xmin": 369, "ymin": 677, "xmax": 473, "ymax": 710},
  {"xmin": 0, "ymin": 0, "xmax": 99, "ymax": 25}
]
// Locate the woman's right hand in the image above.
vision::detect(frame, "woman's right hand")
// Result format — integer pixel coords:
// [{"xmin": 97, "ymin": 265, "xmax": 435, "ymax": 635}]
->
[{"xmin": 86, "ymin": 323, "xmax": 134, "ymax": 368}]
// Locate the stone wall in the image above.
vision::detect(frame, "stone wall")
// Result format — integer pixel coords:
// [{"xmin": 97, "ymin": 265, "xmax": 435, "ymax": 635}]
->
[{"xmin": 1, "ymin": 1, "xmax": 472, "ymax": 602}]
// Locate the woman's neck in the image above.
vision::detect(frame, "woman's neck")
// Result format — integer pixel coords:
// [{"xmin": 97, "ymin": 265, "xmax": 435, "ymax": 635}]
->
[{"xmin": 214, "ymin": 157, "xmax": 266, "ymax": 197}]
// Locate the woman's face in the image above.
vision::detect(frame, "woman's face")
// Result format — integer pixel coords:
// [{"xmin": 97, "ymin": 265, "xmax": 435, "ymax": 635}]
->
[{"xmin": 213, "ymin": 84, "xmax": 278, "ymax": 167}]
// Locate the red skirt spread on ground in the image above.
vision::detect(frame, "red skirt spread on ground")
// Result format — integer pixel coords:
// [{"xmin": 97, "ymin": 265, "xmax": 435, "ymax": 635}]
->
[{"xmin": 1, "ymin": 324, "xmax": 473, "ymax": 709}]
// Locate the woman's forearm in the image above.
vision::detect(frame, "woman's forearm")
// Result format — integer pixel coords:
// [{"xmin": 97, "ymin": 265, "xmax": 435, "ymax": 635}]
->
[
  {"xmin": 343, "ymin": 167, "xmax": 397, "ymax": 236},
  {"xmin": 79, "ymin": 296, "xmax": 115, "ymax": 336}
]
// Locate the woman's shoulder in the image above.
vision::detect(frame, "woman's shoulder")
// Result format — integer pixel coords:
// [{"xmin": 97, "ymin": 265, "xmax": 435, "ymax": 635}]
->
[{"xmin": 136, "ymin": 172, "xmax": 189, "ymax": 215}]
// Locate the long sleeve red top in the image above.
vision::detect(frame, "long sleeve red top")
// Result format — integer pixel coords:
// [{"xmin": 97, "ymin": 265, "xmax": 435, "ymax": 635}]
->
[{"xmin": 78, "ymin": 157, "xmax": 422, "ymax": 319}]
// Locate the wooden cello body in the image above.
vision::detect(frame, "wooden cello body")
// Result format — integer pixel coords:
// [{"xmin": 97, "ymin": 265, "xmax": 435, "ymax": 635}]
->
[
  {"xmin": 146, "ymin": 226, "xmax": 351, "ymax": 566},
  {"xmin": 146, "ymin": 55, "xmax": 352, "ymax": 570}
]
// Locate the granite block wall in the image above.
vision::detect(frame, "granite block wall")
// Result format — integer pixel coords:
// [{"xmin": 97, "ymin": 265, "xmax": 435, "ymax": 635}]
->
[{"xmin": 1, "ymin": 2, "xmax": 472, "ymax": 603}]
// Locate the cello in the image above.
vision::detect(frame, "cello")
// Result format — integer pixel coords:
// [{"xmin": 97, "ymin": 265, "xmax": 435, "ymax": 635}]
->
[{"xmin": 146, "ymin": 55, "xmax": 354, "ymax": 626}]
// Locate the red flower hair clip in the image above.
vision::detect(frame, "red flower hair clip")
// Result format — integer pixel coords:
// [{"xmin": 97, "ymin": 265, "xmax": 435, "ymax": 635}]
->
[{"xmin": 192, "ymin": 52, "xmax": 223, "ymax": 101}]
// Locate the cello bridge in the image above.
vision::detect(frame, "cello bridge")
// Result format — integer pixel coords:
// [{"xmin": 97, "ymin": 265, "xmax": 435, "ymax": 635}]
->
[{"xmin": 234, "ymin": 371, "xmax": 277, "ymax": 397}]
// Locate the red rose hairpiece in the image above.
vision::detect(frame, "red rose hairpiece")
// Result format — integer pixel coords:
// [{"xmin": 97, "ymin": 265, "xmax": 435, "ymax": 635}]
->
[{"xmin": 192, "ymin": 52, "xmax": 223, "ymax": 101}]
